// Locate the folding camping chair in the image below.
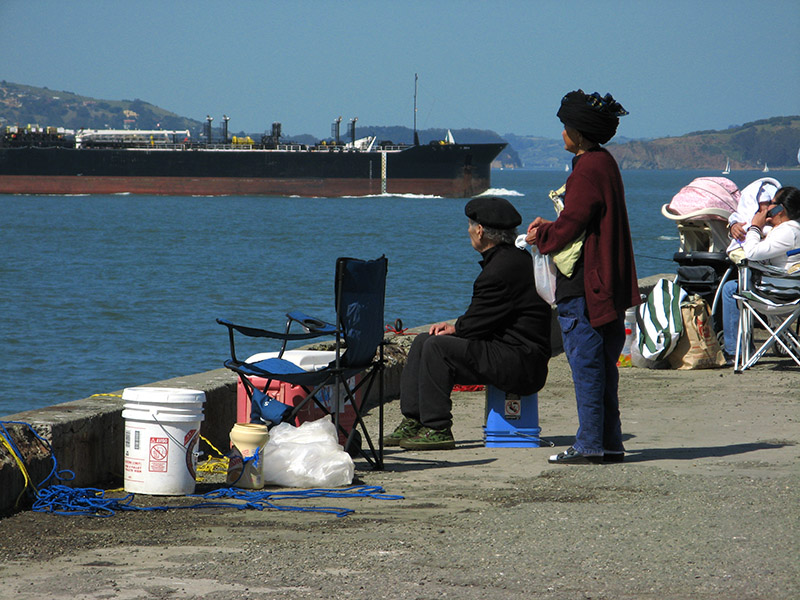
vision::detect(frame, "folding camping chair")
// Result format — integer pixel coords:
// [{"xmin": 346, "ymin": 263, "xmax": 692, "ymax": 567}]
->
[
  {"xmin": 662, "ymin": 177, "xmax": 739, "ymax": 338},
  {"xmin": 217, "ymin": 255, "xmax": 388, "ymax": 469},
  {"xmin": 733, "ymin": 259, "xmax": 800, "ymax": 373}
]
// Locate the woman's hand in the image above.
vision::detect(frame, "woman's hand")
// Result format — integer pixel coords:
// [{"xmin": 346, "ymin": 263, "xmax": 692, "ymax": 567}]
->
[
  {"xmin": 525, "ymin": 217, "xmax": 551, "ymax": 245},
  {"xmin": 751, "ymin": 204, "xmax": 769, "ymax": 230}
]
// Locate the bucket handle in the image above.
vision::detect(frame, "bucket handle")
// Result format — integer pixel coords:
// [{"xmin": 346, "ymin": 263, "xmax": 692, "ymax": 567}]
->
[
  {"xmin": 149, "ymin": 411, "xmax": 201, "ymax": 458},
  {"xmin": 512, "ymin": 431, "xmax": 554, "ymax": 446}
]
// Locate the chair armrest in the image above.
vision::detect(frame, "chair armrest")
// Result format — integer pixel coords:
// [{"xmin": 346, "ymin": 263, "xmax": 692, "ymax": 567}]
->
[
  {"xmin": 286, "ymin": 310, "xmax": 337, "ymax": 334},
  {"xmin": 216, "ymin": 318, "xmax": 326, "ymax": 341},
  {"xmin": 740, "ymin": 260, "xmax": 795, "ymax": 278}
]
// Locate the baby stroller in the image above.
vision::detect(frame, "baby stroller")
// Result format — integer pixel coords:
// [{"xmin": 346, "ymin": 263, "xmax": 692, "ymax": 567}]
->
[{"xmin": 661, "ymin": 177, "xmax": 739, "ymax": 337}]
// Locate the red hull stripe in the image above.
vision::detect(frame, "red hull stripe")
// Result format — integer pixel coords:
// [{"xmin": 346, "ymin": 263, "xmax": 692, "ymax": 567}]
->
[{"xmin": 0, "ymin": 175, "xmax": 491, "ymax": 198}]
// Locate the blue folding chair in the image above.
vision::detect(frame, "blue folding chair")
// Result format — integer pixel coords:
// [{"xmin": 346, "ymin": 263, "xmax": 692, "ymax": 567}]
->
[{"xmin": 218, "ymin": 256, "xmax": 388, "ymax": 469}]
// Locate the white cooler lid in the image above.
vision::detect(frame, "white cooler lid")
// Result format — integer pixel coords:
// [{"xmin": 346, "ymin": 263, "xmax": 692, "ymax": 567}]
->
[{"xmin": 245, "ymin": 350, "xmax": 336, "ymax": 372}]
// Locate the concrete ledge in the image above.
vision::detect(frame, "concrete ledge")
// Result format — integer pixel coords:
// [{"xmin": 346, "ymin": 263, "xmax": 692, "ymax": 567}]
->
[{"xmin": 0, "ymin": 353, "xmax": 404, "ymax": 515}]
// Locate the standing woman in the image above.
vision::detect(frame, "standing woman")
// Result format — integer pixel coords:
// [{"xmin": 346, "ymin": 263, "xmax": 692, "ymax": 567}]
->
[{"xmin": 526, "ymin": 90, "xmax": 640, "ymax": 464}]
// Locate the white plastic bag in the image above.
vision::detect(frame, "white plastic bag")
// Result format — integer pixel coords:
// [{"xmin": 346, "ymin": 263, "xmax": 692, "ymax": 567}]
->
[
  {"xmin": 532, "ymin": 247, "xmax": 557, "ymax": 306},
  {"xmin": 261, "ymin": 418, "xmax": 355, "ymax": 488}
]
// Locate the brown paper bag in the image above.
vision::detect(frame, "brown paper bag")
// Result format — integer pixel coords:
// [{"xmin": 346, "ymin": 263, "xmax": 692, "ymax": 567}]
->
[{"xmin": 668, "ymin": 296, "xmax": 727, "ymax": 370}]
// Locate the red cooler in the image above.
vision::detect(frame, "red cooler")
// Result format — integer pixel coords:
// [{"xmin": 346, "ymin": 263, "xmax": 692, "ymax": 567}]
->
[{"xmin": 236, "ymin": 351, "xmax": 361, "ymax": 445}]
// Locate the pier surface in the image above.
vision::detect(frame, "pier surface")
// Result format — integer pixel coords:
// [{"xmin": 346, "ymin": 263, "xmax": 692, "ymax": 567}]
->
[{"xmin": 1, "ymin": 337, "xmax": 798, "ymax": 599}]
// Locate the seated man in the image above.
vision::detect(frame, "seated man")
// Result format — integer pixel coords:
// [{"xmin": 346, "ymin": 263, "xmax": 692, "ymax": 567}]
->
[
  {"xmin": 722, "ymin": 186, "xmax": 800, "ymax": 359},
  {"xmin": 385, "ymin": 196, "xmax": 552, "ymax": 450}
]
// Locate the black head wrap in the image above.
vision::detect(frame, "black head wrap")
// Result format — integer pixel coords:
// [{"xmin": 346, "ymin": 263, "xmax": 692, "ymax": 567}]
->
[{"xmin": 557, "ymin": 90, "xmax": 629, "ymax": 144}]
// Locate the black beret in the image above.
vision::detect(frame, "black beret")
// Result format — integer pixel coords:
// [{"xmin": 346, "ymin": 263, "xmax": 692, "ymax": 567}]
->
[{"xmin": 464, "ymin": 196, "xmax": 521, "ymax": 229}]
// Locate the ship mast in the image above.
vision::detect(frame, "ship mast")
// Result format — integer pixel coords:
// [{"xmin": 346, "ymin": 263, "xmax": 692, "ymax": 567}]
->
[{"xmin": 413, "ymin": 73, "xmax": 420, "ymax": 146}]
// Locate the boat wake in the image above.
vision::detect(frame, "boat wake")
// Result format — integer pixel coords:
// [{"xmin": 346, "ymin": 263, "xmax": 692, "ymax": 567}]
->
[
  {"xmin": 340, "ymin": 193, "xmax": 444, "ymax": 200},
  {"xmin": 478, "ymin": 187, "xmax": 523, "ymax": 197}
]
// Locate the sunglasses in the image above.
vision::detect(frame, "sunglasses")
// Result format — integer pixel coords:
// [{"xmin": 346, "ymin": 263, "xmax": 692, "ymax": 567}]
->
[{"xmin": 767, "ymin": 204, "xmax": 785, "ymax": 217}]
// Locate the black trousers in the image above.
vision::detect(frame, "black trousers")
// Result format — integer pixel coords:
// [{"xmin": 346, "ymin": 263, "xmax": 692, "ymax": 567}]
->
[{"xmin": 399, "ymin": 333, "xmax": 483, "ymax": 430}]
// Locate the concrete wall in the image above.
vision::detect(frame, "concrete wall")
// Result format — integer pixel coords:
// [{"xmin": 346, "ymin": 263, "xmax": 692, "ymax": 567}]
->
[{"xmin": 1, "ymin": 357, "xmax": 406, "ymax": 516}]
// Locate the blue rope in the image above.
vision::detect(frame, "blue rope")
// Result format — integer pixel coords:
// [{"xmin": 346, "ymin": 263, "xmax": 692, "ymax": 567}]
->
[
  {"xmin": 5, "ymin": 419, "xmax": 403, "ymax": 518},
  {"xmin": 32, "ymin": 485, "xmax": 165, "ymax": 517},
  {"xmin": 31, "ymin": 484, "xmax": 403, "ymax": 518},
  {"xmin": 0, "ymin": 420, "xmax": 75, "ymax": 490},
  {"xmin": 195, "ymin": 485, "xmax": 404, "ymax": 518}
]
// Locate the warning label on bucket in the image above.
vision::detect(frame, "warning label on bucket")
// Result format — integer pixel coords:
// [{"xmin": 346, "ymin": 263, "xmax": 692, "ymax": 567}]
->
[
  {"xmin": 149, "ymin": 437, "xmax": 169, "ymax": 472},
  {"xmin": 504, "ymin": 398, "xmax": 521, "ymax": 419}
]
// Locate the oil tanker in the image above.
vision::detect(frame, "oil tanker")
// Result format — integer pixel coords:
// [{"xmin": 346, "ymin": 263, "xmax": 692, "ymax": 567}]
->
[{"xmin": 0, "ymin": 120, "xmax": 506, "ymax": 198}]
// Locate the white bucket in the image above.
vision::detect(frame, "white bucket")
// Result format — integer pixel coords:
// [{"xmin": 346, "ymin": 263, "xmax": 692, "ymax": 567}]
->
[
  {"xmin": 227, "ymin": 423, "xmax": 269, "ymax": 489},
  {"xmin": 122, "ymin": 387, "xmax": 206, "ymax": 495}
]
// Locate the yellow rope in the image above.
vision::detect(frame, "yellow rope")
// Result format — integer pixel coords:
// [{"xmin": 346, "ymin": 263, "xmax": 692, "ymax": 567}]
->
[
  {"xmin": 200, "ymin": 434, "xmax": 227, "ymax": 457},
  {"xmin": 0, "ymin": 427, "xmax": 38, "ymax": 506},
  {"xmin": 196, "ymin": 435, "xmax": 229, "ymax": 481},
  {"xmin": 89, "ymin": 393, "xmax": 123, "ymax": 398}
]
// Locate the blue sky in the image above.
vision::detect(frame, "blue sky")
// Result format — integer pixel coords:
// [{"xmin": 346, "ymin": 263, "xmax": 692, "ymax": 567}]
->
[{"xmin": 2, "ymin": 0, "xmax": 798, "ymax": 140}]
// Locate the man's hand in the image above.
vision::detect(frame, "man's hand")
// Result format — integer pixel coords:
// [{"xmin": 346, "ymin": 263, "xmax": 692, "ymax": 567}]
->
[{"xmin": 429, "ymin": 322, "xmax": 456, "ymax": 336}]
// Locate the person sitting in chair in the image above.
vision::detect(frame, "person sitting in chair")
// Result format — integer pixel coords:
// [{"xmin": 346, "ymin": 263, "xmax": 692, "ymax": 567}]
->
[
  {"xmin": 726, "ymin": 177, "xmax": 781, "ymax": 261},
  {"xmin": 385, "ymin": 196, "xmax": 552, "ymax": 450},
  {"xmin": 722, "ymin": 186, "xmax": 800, "ymax": 360}
]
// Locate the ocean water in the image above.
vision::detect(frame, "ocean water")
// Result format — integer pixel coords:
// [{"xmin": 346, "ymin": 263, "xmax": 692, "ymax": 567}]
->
[{"xmin": 2, "ymin": 168, "xmax": 798, "ymax": 416}]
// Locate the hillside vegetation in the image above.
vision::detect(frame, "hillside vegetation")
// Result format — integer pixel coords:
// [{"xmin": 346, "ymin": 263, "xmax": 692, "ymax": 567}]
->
[
  {"xmin": 607, "ymin": 116, "xmax": 800, "ymax": 170},
  {"xmin": 1, "ymin": 81, "xmax": 797, "ymax": 169},
  {"xmin": 0, "ymin": 82, "xmax": 198, "ymax": 133}
]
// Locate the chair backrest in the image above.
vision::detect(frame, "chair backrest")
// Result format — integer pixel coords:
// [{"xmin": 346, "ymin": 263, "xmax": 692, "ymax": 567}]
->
[{"xmin": 335, "ymin": 256, "xmax": 388, "ymax": 368}]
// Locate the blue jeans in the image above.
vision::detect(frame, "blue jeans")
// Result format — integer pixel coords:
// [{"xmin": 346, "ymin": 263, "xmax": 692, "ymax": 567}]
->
[
  {"xmin": 722, "ymin": 279, "xmax": 739, "ymax": 354},
  {"xmin": 557, "ymin": 296, "xmax": 625, "ymax": 456}
]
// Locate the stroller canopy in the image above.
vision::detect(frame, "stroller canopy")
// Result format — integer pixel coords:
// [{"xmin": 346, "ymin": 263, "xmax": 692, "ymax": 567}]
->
[{"xmin": 664, "ymin": 177, "xmax": 740, "ymax": 221}]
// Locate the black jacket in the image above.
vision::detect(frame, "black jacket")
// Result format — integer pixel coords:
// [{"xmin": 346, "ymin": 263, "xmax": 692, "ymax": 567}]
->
[{"xmin": 455, "ymin": 243, "xmax": 551, "ymax": 395}]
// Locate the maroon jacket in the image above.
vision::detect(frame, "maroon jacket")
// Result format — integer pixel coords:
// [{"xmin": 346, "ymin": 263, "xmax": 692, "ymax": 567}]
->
[{"xmin": 536, "ymin": 148, "xmax": 640, "ymax": 327}]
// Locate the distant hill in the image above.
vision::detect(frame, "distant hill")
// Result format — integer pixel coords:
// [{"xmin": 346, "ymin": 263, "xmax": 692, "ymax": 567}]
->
[
  {"xmin": 0, "ymin": 81, "xmax": 522, "ymax": 167},
  {"xmin": 348, "ymin": 125, "xmax": 521, "ymax": 168},
  {"xmin": 502, "ymin": 134, "xmax": 571, "ymax": 169},
  {"xmin": 607, "ymin": 116, "xmax": 800, "ymax": 170},
  {"xmin": 1, "ymin": 81, "xmax": 796, "ymax": 170},
  {"xmin": 0, "ymin": 81, "xmax": 201, "ymax": 134}
]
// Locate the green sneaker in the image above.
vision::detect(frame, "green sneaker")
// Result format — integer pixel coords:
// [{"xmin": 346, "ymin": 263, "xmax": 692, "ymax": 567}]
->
[
  {"xmin": 399, "ymin": 426, "xmax": 456, "ymax": 451},
  {"xmin": 383, "ymin": 417, "xmax": 423, "ymax": 446}
]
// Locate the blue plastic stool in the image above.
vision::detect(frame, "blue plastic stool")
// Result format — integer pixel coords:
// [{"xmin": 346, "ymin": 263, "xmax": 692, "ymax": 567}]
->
[{"xmin": 483, "ymin": 385, "xmax": 540, "ymax": 447}]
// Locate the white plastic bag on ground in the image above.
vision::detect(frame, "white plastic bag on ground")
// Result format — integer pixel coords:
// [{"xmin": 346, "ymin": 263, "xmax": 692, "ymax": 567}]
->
[{"xmin": 261, "ymin": 418, "xmax": 355, "ymax": 488}]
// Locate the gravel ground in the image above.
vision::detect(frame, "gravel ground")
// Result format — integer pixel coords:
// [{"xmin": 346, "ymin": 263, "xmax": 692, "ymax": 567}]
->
[{"xmin": 1, "ymin": 349, "xmax": 798, "ymax": 600}]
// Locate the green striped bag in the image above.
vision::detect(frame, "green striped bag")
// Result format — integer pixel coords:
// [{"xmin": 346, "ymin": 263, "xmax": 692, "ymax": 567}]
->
[{"xmin": 636, "ymin": 279, "xmax": 684, "ymax": 361}]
